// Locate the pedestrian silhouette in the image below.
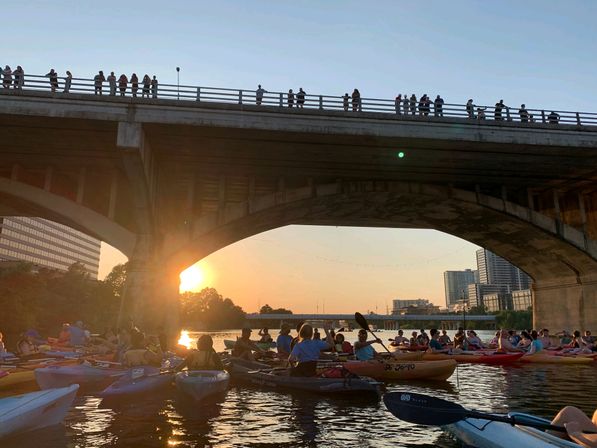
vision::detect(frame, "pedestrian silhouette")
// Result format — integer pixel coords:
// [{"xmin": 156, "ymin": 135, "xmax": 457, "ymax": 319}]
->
[
  {"xmin": 297, "ymin": 88, "xmax": 305, "ymax": 108},
  {"xmin": 142, "ymin": 74, "xmax": 150, "ymax": 98},
  {"xmin": 466, "ymin": 99, "xmax": 475, "ymax": 119},
  {"xmin": 108, "ymin": 72, "xmax": 117, "ymax": 96},
  {"xmin": 518, "ymin": 104, "xmax": 528, "ymax": 123},
  {"xmin": 477, "ymin": 107, "xmax": 486, "ymax": 120},
  {"xmin": 402, "ymin": 94, "xmax": 409, "ymax": 116},
  {"xmin": 352, "ymin": 89, "xmax": 361, "ymax": 112},
  {"xmin": 494, "ymin": 99, "xmax": 505, "ymax": 121},
  {"xmin": 151, "ymin": 76, "xmax": 158, "ymax": 98},
  {"xmin": 395, "ymin": 94, "xmax": 402, "ymax": 114},
  {"xmin": 287, "ymin": 89, "xmax": 294, "ymax": 108},
  {"xmin": 94, "ymin": 71, "xmax": 105, "ymax": 95},
  {"xmin": 256, "ymin": 84, "xmax": 266, "ymax": 105},
  {"xmin": 13, "ymin": 66, "xmax": 24, "ymax": 89},
  {"xmin": 63, "ymin": 71, "xmax": 72, "ymax": 93},
  {"xmin": 2, "ymin": 65, "xmax": 12, "ymax": 89},
  {"xmin": 118, "ymin": 74, "xmax": 128, "ymax": 96},
  {"xmin": 548, "ymin": 111, "xmax": 560, "ymax": 124},
  {"xmin": 434, "ymin": 95, "xmax": 444, "ymax": 117},
  {"xmin": 46, "ymin": 69, "xmax": 58, "ymax": 93},
  {"xmin": 130, "ymin": 73, "xmax": 139, "ymax": 97},
  {"xmin": 343, "ymin": 93, "xmax": 349, "ymax": 111},
  {"xmin": 410, "ymin": 94, "xmax": 417, "ymax": 115}
]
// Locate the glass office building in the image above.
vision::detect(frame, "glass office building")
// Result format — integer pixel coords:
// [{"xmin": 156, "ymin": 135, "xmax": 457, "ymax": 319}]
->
[
  {"xmin": 443, "ymin": 269, "xmax": 477, "ymax": 309},
  {"xmin": 0, "ymin": 217, "xmax": 101, "ymax": 278}
]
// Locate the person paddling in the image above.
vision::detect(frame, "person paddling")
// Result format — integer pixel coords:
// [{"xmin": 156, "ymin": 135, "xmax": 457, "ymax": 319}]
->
[
  {"xmin": 427, "ymin": 328, "xmax": 449, "ymax": 353},
  {"xmin": 288, "ymin": 322, "xmax": 333, "ymax": 377},
  {"xmin": 354, "ymin": 329, "xmax": 382, "ymax": 361},
  {"xmin": 232, "ymin": 327, "xmax": 264, "ymax": 361}
]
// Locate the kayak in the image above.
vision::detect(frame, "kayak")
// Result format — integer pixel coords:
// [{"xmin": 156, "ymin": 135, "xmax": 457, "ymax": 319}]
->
[
  {"xmin": 519, "ymin": 354, "xmax": 594, "ymax": 364},
  {"xmin": 0, "ymin": 384, "xmax": 79, "ymax": 439},
  {"xmin": 0, "ymin": 369, "xmax": 36, "ymax": 391},
  {"xmin": 226, "ymin": 357, "xmax": 272, "ymax": 377},
  {"xmin": 422, "ymin": 352, "xmax": 525, "ymax": 365},
  {"xmin": 344, "ymin": 359, "xmax": 456, "ymax": 381},
  {"xmin": 100, "ymin": 366, "xmax": 174, "ymax": 398},
  {"xmin": 175, "ymin": 370, "xmax": 230, "ymax": 401},
  {"xmin": 242, "ymin": 370, "xmax": 382, "ymax": 395},
  {"xmin": 445, "ymin": 412, "xmax": 582, "ymax": 448},
  {"xmin": 224, "ymin": 339, "xmax": 276, "ymax": 351},
  {"xmin": 35, "ymin": 364, "xmax": 127, "ymax": 390}
]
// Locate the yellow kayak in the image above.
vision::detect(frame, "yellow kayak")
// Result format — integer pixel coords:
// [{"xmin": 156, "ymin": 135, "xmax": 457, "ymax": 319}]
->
[
  {"xmin": 386, "ymin": 351, "xmax": 424, "ymax": 361},
  {"xmin": 519, "ymin": 353, "xmax": 594, "ymax": 364},
  {"xmin": 0, "ymin": 369, "xmax": 36, "ymax": 390},
  {"xmin": 379, "ymin": 359, "xmax": 456, "ymax": 381}
]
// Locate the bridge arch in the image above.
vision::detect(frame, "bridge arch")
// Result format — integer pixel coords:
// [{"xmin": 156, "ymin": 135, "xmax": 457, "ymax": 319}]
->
[
  {"xmin": 164, "ymin": 181, "xmax": 597, "ymax": 331},
  {"xmin": 0, "ymin": 177, "xmax": 135, "ymax": 256}
]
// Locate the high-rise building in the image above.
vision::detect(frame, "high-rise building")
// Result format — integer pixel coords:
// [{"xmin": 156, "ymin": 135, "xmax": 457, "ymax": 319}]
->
[
  {"xmin": 467, "ymin": 283, "xmax": 509, "ymax": 309},
  {"xmin": 476, "ymin": 249, "xmax": 531, "ymax": 289},
  {"xmin": 0, "ymin": 217, "xmax": 101, "ymax": 278},
  {"xmin": 443, "ymin": 269, "xmax": 477, "ymax": 309}
]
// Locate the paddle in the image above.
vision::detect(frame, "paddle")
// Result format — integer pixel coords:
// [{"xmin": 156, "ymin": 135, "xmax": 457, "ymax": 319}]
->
[
  {"xmin": 354, "ymin": 312, "xmax": 391, "ymax": 353},
  {"xmin": 383, "ymin": 391, "xmax": 597, "ymax": 434}
]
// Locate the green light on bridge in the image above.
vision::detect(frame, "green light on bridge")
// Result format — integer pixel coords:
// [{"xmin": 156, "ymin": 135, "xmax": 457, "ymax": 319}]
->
[{"xmin": 397, "ymin": 151, "xmax": 405, "ymax": 159}]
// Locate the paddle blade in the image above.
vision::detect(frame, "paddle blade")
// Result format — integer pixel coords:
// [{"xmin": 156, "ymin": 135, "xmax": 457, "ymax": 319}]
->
[
  {"xmin": 383, "ymin": 392, "xmax": 466, "ymax": 426},
  {"xmin": 354, "ymin": 312, "xmax": 369, "ymax": 330}
]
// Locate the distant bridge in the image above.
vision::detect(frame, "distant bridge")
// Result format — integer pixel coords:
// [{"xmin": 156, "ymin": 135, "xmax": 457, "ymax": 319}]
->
[{"xmin": 246, "ymin": 313, "xmax": 496, "ymax": 330}]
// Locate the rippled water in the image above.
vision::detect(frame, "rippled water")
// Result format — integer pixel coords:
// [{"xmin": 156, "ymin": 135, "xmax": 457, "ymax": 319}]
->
[{"xmin": 6, "ymin": 330, "xmax": 597, "ymax": 447}]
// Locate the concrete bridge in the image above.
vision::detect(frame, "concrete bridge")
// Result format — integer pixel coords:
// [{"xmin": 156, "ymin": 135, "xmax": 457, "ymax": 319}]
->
[
  {"xmin": 246, "ymin": 313, "xmax": 496, "ymax": 330},
  {"xmin": 2, "ymin": 80, "xmax": 597, "ymax": 336}
]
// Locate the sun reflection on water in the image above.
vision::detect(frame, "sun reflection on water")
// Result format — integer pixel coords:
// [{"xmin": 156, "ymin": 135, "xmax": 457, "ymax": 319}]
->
[{"xmin": 177, "ymin": 330, "xmax": 194, "ymax": 349}]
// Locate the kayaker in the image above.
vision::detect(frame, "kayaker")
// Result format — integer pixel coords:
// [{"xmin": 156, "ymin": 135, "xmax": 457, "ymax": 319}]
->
[
  {"xmin": 232, "ymin": 327, "xmax": 265, "ymax": 361},
  {"xmin": 258, "ymin": 328, "xmax": 273, "ymax": 343},
  {"xmin": 466, "ymin": 330, "xmax": 484, "ymax": 350},
  {"xmin": 427, "ymin": 329, "xmax": 449, "ymax": 353},
  {"xmin": 16, "ymin": 331, "xmax": 39, "ymax": 356},
  {"xmin": 416, "ymin": 329, "xmax": 430, "ymax": 347},
  {"xmin": 176, "ymin": 334, "xmax": 224, "ymax": 371},
  {"xmin": 69, "ymin": 321, "xmax": 88, "ymax": 347},
  {"xmin": 290, "ymin": 321, "xmax": 305, "ymax": 351},
  {"xmin": 276, "ymin": 324, "xmax": 293, "ymax": 357},
  {"xmin": 334, "ymin": 333, "xmax": 353, "ymax": 354},
  {"xmin": 409, "ymin": 331, "xmax": 418, "ymax": 347},
  {"xmin": 354, "ymin": 329, "xmax": 382, "ymax": 361},
  {"xmin": 497, "ymin": 329, "xmax": 525, "ymax": 353},
  {"xmin": 438, "ymin": 330, "xmax": 452, "ymax": 347},
  {"xmin": 525, "ymin": 330, "xmax": 544, "ymax": 355},
  {"xmin": 564, "ymin": 330, "xmax": 593, "ymax": 353},
  {"xmin": 0, "ymin": 331, "xmax": 6, "ymax": 356},
  {"xmin": 48, "ymin": 323, "xmax": 71, "ymax": 347},
  {"xmin": 539, "ymin": 328, "xmax": 554, "ymax": 349},
  {"xmin": 550, "ymin": 406, "xmax": 597, "ymax": 447},
  {"xmin": 582, "ymin": 330, "xmax": 595, "ymax": 346},
  {"xmin": 288, "ymin": 323, "xmax": 334, "ymax": 377},
  {"xmin": 392, "ymin": 330, "xmax": 409, "ymax": 346},
  {"xmin": 453, "ymin": 328, "xmax": 468, "ymax": 350},
  {"xmin": 508, "ymin": 329, "xmax": 521, "ymax": 346},
  {"xmin": 122, "ymin": 332, "xmax": 163, "ymax": 367},
  {"xmin": 517, "ymin": 331, "xmax": 532, "ymax": 351}
]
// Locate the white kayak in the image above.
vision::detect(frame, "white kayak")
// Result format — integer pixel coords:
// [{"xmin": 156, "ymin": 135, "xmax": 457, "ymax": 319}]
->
[
  {"xmin": 0, "ymin": 384, "xmax": 78, "ymax": 439},
  {"xmin": 175, "ymin": 370, "xmax": 230, "ymax": 401},
  {"xmin": 445, "ymin": 412, "xmax": 582, "ymax": 448}
]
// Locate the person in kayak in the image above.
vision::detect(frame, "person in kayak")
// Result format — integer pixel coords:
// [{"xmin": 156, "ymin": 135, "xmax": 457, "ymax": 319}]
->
[
  {"xmin": 392, "ymin": 329, "xmax": 409, "ymax": 346},
  {"xmin": 354, "ymin": 329, "xmax": 382, "ymax": 361},
  {"xmin": 122, "ymin": 332, "xmax": 163, "ymax": 367},
  {"xmin": 290, "ymin": 321, "xmax": 305, "ymax": 351},
  {"xmin": 453, "ymin": 328, "xmax": 468, "ymax": 350},
  {"xmin": 539, "ymin": 328, "xmax": 555, "ymax": 349},
  {"xmin": 427, "ymin": 329, "xmax": 450, "ymax": 353},
  {"xmin": 438, "ymin": 330, "xmax": 452, "ymax": 347},
  {"xmin": 497, "ymin": 329, "xmax": 525, "ymax": 353},
  {"xmin": 176, "ymin": 334, "xmax": 224, "ymax": 371},
  {"xmin": 524, "ymin": 330, "xmax": 544, "ymax": 355},
  {"xmin": 276, "ymin": 324, "xmax": 293, "ymax": 357},
  {"xmin": 334, "ymin": 333, "xmax": 353, "ymax": 354},
  {"xmin": 16, "ymin": 331, "xmax": 40, "ymax": 356},
  {"xmin": 232, "ymin": 327, "xmax": 265, "ymax": 361},
  {"xmin": 258, "ymin": 328, "xmax": 273, "ymax": 343},
  {"xmin": 466, "ymin": 330, "xmax": 484, "ymax": 350},
  {"xmin": 288, "ymin": 323, "xmax": 334, "ymax": 377},
  {"xmin": 550, "ymin": 406, "xmax": 597, "ymax": 447}
]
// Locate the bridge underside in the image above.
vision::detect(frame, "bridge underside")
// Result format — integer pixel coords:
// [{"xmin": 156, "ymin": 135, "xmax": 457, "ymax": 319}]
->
[{"xmin": 2, "ymin": 93, "xmax": 597, "ymax": 334}]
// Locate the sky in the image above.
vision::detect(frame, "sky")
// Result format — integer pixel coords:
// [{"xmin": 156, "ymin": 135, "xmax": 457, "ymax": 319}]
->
[{"xmin": 4, "ymin": 1, "xmax": 596, "ymax": 313}]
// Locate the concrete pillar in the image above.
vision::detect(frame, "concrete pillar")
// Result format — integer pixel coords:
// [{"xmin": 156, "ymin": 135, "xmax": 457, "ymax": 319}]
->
[{"xmin": 533, "ymin": 276, "xmax": 597, "ymax": 331}]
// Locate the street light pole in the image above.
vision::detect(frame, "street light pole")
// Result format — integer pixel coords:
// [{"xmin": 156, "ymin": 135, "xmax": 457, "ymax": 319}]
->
[{"xmin": 176, "ymin": 67, "xmax": 180, "ymax": 100}]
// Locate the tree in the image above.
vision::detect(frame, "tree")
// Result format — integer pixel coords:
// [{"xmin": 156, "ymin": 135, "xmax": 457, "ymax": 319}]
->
[
  {"xmin": 260, "ymin": 304, "xmax": 293, "ymax": 315},
  {"xmin": 180, "ymin": 287, "xmax": 246, "ymax": 330},
  {"xmin": 103, "ymin": 262, "xmax": 128, "ymax": 298}
]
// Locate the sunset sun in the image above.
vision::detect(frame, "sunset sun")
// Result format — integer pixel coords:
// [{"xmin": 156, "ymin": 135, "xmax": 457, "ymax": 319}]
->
[{"xmin": 179, "ymin": 264, "xmax": 206, "ymax": 293}]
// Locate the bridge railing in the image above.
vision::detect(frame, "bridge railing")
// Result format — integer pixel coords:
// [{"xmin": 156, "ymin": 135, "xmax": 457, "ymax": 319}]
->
[{"xmin": 3, "ymin": 72, "xmax": 597, "ymax": 126}]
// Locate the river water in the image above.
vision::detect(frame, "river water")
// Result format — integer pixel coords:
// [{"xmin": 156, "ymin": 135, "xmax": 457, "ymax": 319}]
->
[{"xmin": 7, "ymin": 329, "xmax": 597, "ymax": 447}]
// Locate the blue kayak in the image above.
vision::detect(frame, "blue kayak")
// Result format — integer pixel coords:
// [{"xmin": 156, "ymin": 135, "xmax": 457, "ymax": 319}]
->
[{"xmin": 99, "ymin": 366, "xmax": 174, "ymax": 398}]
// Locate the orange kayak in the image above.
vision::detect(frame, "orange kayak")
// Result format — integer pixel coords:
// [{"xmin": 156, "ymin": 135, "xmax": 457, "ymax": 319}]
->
[
  {"xmin": 422, "ymin": 352, "xmax": 524, "ymax": 365},
  {"xmin": 344, "ymin": 359, "xmax": 456, "ymax": 381},
  {"xmin": 518, "ymin": 353, "xmax": 594, "ymax": 364}
]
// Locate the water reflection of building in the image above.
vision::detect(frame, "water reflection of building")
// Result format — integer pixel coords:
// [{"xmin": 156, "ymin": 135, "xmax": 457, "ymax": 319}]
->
[{"xmin": 0, "ymin": 217, "xmax": 101, "ymax": 278}]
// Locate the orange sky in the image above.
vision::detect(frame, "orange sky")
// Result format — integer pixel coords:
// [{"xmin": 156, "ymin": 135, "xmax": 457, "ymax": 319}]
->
[{"xmin": 99, "ymin": 225, "xmax": 480, "ymax": 313}]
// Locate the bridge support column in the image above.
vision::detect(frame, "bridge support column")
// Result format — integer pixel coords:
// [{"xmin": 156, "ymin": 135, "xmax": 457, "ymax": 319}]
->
[{"xmin": 533, "ymin": 275, "xmax": 597, "ymax": 331}]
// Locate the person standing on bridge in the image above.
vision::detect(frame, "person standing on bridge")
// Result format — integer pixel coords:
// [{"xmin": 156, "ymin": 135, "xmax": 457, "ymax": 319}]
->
[
  {"xmin": 142, "ymin": 74, "xmax": 150, "ymax": 98},
  {"xmin": 107, "ymin": 72, "xmax": 117, "ymax": 96},
  {"xmin": 518, "ymin": 104, "xmax": 529, "ymax": 123},
  {"xmin": 352, "ymin": 88, "xmax": 361, "ymax": 112},
  {"xmin": 548, "ymin": 111, "xmax": 560, "ymax": 124},
  {"xmin": 151, "ymin": 75, "xmax": 158, "ymax": 98},
  {"xmin": 287, "ymin": 89, "xmax": 294, "ymax": 107},
  {"xmin": 63, "ymin": 71, "xmax": 72, "ymax": 93},
  {"xmin": 494, "ymin": 99, "xmax": 505, "ymax": 120},
  {"xmin": 13, "ymin": 66, "xmax": 24, "ymax": 89},
  {"xmin": 118, "ymin": 74, "xmax": 128, "ymax": 96},
  {"xmin": 402, "ymin": 94, "xmax": 409, "ymax": 115},
  {"xmin": 46, "ymin": 69, "xmax": 59, "ymax": 93},
  {"xmin": 395, "ymin": 94, "xmax": 402, "ymax": 114},
  {"xmin": 2, "ymin": 65, "xmax": 12, "ymax": 89},
  {"xmin": 409, "ymin": 94, "xmax": 417, "ymax": 115},
  {"xmin": 94, "ymin": 70, "xmax": 105, "ymax": 95},
  {"xmin": 434, "ymin": 95, "xmax": 444, "ymax": 117},
  {"xmin": 343, "ymin": 93, "xmax": 349, "ymax": 111},
  {"xmin": 255, "ymin": 84, "xmax": 266, "ymax": 105},
  {"xmin": 297, "ymin": 88, "xmax": 306, "ymax": 108},
  {"xmin": 466, "ymin": 99, "xmax": 475, "ymax": 119},
  {"xmin": 130, "ymin": 73, "xmax": 139, "ymax": 97}
]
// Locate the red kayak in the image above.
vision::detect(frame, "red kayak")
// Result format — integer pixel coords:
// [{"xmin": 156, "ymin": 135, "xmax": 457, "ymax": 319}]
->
[{"xmin": 422, "ymin": 352, "xmax": 524, "ymax": 365}]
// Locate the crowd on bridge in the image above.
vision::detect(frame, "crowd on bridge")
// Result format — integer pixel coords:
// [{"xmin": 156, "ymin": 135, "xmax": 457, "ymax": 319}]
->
[{"xmin": 0, "ymin": 64, "xmax": 564, "ymax": 125}]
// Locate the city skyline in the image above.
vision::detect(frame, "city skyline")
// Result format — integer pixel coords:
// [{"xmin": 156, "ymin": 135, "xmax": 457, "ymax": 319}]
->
[{"xmin": 7, "ymin": 1, "xmax": 596, "ymax": 315}]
